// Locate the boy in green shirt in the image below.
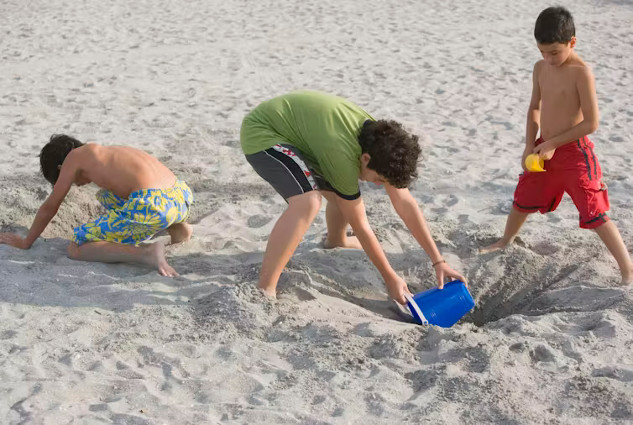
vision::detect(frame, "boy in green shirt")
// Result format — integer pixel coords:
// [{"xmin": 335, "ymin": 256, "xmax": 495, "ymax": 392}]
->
[{"xmin": 241, "ymin": 90, "xmax": 466, "ymax": 304}]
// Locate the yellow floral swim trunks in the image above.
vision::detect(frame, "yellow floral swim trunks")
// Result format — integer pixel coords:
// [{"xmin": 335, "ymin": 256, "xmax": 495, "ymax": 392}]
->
[{"xmin": 73, "ymin": 180, "xmax": 193, "ymax": 246}]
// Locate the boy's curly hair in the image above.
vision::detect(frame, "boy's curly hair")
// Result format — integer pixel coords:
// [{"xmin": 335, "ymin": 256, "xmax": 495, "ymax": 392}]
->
[
  {"xmin": 358, "ymin": 120, "xmax": 421, "ymax": 188},
  {"xmin": 39, "ymin": 134, "xmax": 84, "ymax": 185},
  {"xmin": 534, "ymin": 6, "xmax": 575, "ymax": 44}
]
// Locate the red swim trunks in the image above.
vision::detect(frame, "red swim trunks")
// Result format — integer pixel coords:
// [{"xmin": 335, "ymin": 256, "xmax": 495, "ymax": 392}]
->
[{"xmin": 513, "ymin": 136, "xmax": 610, "ymax": 229}]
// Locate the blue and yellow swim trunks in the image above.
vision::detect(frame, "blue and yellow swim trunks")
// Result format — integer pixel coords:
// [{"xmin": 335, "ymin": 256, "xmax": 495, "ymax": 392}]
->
[{"xmin": 73, "ymin": 180, "xmax": 193, "ymax": 246}]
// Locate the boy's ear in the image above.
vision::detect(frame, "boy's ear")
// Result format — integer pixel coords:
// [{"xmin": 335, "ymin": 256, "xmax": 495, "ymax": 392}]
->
[
  {"xmin": 570, "ymin": 36, "xmax": 577, "ymax": 48},
  {"xmin": 360, "ymin": 153, "xmax": 371, "ymax": 166}
]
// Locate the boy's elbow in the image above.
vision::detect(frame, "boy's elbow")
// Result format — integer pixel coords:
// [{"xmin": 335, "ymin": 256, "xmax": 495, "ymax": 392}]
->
[
  {"xmin": 586, "ymin": 119, "xmax": 599, "ymax": 134},
  {"xmin": 527, "ymin": 107, "xmax": 540, "ymax": 122}
]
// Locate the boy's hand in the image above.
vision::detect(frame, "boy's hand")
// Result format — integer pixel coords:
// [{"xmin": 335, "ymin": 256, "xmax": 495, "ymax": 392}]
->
[
  {"xmin": 434, "ymin": 261, "xmax": 467, "ymax": 289},
  {"xmin": 385, "ymin": 275, "xmax": 412, "ymax": 305},
  {"xmin": 521, "ymin": 150, "xmax": 531, "ymax": 172},
  {"xmin": 0, "ymin": 233, "xmax": 29, "ymax": 249},
  {"xmin": 533, "ymin": 141, "xmax": 556, "ymax": 161}
]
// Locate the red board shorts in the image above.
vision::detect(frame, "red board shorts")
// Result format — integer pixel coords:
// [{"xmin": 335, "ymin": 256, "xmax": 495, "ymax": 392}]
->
[{"xmin": 513, "ymin": 136, "xmax": 610, "ymax": 229}]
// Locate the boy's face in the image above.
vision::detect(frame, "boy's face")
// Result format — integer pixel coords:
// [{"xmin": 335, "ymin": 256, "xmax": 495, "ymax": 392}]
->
[
  {"xmin": 359, "ymin": 153, "xmax": 387, "ymax": 186},
  {"xmin": 537, "ymin": 37, "xmax": 576, "ymax": 66}
]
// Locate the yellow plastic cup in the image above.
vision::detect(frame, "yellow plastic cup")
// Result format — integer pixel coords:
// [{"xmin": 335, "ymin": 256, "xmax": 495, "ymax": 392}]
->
[{"xmin": 525, "ymin": 154, "xmax": 546, "ymax": 172}]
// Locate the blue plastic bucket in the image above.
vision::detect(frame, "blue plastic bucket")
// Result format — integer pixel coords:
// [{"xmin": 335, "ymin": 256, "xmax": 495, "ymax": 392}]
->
[{"xmin": 405, "ymin": 280, "xmax": 474, "ymax": 327}]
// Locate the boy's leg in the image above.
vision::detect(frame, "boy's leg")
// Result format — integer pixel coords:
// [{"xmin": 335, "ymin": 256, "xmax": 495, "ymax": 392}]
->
[
  {"xmin": 166, "ymin": 181, "xmax": 194, "ymax": 244},
  {"xmin": 321, "ymin": 191, "xmax": 362, "ymax": 249},
  {"xmin": 593, "ymin": 221, "xmax": 633, "ymax": 285},
  {"xmin": 481, "ymin": 169, "xmax": 560, "ymax": 254},
  {"xmin": 258, "ymin": 191, "xmax": 322, "ymax": 296},
  {"xmin": 167, "ymin": 222, "xmax": 193, "ymax": 244},
  {"xmin": 67, "ymin": 241, "xmax": 178, "ymax": 277},
  {"xmin": 480, "ymin": 207, "xmax": 530, "ymax": 253}
]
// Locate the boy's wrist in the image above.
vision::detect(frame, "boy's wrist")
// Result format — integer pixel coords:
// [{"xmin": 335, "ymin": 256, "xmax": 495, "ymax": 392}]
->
[
  {"xmin": 432, "ymin": 259, "xmax": 446, "ymax": 267},
  {"xmin": 381, "ymin": 269, "xmax": 400, "ymax": 284},
  {"xmin": 22, "ymin": 236, "xmax": 34, "ymax": 249}
]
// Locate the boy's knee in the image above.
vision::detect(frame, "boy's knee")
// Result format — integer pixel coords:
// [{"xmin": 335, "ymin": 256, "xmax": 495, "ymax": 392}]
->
[
  {"xmin": 67, "ymin": 242, "xmax": 81, "ymax": 259},
  {"xmin": 289, "ymin": 191, "xmax": 322, "ymax": 213}
]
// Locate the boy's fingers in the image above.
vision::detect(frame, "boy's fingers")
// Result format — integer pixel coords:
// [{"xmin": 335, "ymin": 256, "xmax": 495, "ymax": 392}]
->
[
  {"xmin": 437, "ymin": 274, "xmax": 445, "ymax": 290},
  {"xmin": 452, "ymin": 271, "xmax": 467, "ymax": 286}
]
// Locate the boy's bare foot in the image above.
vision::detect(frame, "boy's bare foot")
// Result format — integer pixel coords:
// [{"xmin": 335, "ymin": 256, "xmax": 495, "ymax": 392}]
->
[
  {"xmin": 258, "ymin": 285, "xmax": 277, "ymax": 298},
  {"xmin": 168, "ymin": 222, "xmax": 193, "ymax": 244},
  {"xmin": 479, "ymin": 238, "xmax": 511, "ymax": 254},
  {"xmin": 144, "ymin": 242, "xmax": 178, "ymax": 277},
  {"xmin": 323, "ymin": 235, "xmax": 363, "ymax": 250}
]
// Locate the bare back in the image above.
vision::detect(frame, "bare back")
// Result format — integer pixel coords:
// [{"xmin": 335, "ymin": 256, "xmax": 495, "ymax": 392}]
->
[
  {"xmin": 73, "ymin": 144, "xmax": 176, "ymax": 199},
  {"xmin": 537, "ymin": 55, "xmax": 590, "ymax": 140}
]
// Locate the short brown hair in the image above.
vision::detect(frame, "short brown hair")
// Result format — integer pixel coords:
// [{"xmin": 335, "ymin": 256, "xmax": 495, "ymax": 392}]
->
[
  {"xmin": 39, "ymin": 134, "xmax": 84, "ymax": 184},
  {"xmin": 358, "ymin": 120, "xmax": 421, "ymax": 188}
]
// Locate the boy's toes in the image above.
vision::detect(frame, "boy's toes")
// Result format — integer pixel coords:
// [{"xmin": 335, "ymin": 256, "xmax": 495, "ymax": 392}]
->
[{"xmin": 158, "ymin": 262, "xmax": 179, "ymax": 277}]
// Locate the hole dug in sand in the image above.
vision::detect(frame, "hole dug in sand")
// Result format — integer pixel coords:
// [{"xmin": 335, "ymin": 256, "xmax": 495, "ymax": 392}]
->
[{"xmin": 466, "ymin": 244, "xmax": 621, "ymax": 327}]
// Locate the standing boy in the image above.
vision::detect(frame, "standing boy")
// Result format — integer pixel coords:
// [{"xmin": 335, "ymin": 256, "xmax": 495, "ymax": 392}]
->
[
  {"xmin": 0, "ymin": 135, "xmax": 193, "ymax": 276},
  {"xmin": 241, "ymin": 90, "xmax": 466, "ymax": 304},
  {"xmin": 481, "ymin": 7, "xmax": 633, "ymax": 284}
]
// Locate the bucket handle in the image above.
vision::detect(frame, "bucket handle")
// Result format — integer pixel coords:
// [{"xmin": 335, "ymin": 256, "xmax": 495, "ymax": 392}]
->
[{"xmin": 404, "ymin": 293, "xmax": 428, "ymax": 325}]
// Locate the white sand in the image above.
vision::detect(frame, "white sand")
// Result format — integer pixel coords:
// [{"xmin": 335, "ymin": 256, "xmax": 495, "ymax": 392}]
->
[{"xmin": 2, "ymin": 0, "xmax": 633, "ymax": 423}]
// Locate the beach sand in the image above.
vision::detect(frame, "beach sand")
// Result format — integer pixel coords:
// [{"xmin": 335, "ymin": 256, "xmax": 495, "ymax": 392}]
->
[{"xmin": 1, "ymin": 0, "xmax": 633, "ymax": 423}]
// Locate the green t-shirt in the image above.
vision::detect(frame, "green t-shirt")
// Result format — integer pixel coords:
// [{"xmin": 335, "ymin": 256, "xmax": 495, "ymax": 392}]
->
[{"xmin": 240, "ymin": 90, "xmax": 374, "ymax": 198}]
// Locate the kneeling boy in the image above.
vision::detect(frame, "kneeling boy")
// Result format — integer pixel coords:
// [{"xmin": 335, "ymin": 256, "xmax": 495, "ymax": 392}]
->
[{"xmin": 0, "ymin": 135, "xmax": 193, "ymax": 276}]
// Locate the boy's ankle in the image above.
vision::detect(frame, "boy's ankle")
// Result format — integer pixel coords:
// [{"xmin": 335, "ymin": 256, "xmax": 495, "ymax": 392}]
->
[
  {"xmin": 619, "ymin": 263, "xmax": 633, "ymax": 284},
  {"xmin": 257, "ymin": 282, "xmax": 277, "ymax": 297},
  {"xmin": 502, "ymin": 237, "xmax": 515, "ymax": 246}
]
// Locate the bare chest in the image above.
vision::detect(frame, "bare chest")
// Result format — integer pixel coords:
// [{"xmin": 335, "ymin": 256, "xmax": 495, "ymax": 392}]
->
[{"xmin": 539, "ymin": 72, "xmax": 579, "ymax": 108}]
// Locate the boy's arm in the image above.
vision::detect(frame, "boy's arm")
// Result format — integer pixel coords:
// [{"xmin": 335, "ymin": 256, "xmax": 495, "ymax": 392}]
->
[
  {"xmin": 332, "ymin": 195, "xmax": 411, "ymax": 304},
  {"xmin": 0, "ymin": 154, "xmax": 78, "ymax": 249},
  {"xmin": 534, "ymin": 67, "xmax": 599, "ymax": 154},
  {"xmin": 386, "ymin": 185, "xmax": 466, "ymax": 289},
  {"xmin": 523, "ymin": 62, "xmax": 542, "ymax": 168}
]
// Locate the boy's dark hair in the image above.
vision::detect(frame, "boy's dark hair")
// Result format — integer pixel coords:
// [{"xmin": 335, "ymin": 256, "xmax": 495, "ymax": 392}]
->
[
  {"xmin": 39, "ymin": 134, "xmax": 84, "ymax": 184},
  {"xmin": 358, "ymin": 120, "xmax": 421, "ymax": 188},
  {"xmin": 534, "ymin": 6, "xmax": 575, "ymax": 44}
]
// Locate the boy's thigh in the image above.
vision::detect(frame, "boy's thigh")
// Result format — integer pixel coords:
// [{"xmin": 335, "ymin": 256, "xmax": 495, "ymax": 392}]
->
[
  {"xmin": 245, "ymin": 144, "xmax": 319, "ymax": 201},
  {"xmin": 73, "ymin": 200, "xmax": 174, "ymax": 246},
  {"xmin": 565, "ymin": 175, "xmax": 610, "ymax": 229},
  {"xmin": 158, "ymin": 181, "xmax": 193, "ymax": 224},
  {"xmin": 73, "ymin": 212, "xmax": 150, "ymax": 246},
  {"xmin": 513, "ymin": 171, "xmax": 564, "ymax": 214},
  {"xmin": 96, "ymin": 189, "xmax": 126, "ymax": 210}
]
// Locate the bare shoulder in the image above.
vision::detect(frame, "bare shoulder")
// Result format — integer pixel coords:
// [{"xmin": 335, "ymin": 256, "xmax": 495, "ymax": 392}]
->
[
  {"xmin": 576, "ymin": 62, "xmax": 594, "ymax": 79},
  {"xmin": 533, "ymin": 60, "xmax": 547, "ymax": 78},
  {"xmin": 534, "ymin": 59, "xmax": 546, "ymax": 72},
  {"xmin": 74, "ymin": 142, "xmax": 100, "ymax": 157},
  {"xmin": 571, "ymin": 61, "xmax": 595, "ymax": 90},
  {"xmin": 63, "ymin": 143, "xmax": 101, "ymax": 170}
]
